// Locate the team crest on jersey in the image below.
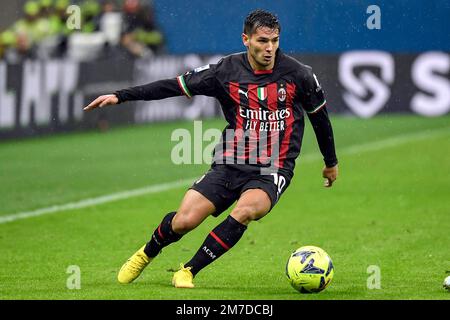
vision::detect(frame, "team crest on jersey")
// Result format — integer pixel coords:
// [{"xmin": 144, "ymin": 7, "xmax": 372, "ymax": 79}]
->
[
  {"xmin": 278, "ymin": 87, "xmax": 286, "ymax": 102},
  {"xmin": 257, "ymin": 87, "xmax": 267, "ymax": 101}
]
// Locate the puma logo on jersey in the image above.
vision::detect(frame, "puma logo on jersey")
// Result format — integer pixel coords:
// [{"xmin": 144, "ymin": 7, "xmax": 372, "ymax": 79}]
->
[{"xmin": 238, "ymin": 89, "xmax": 248, "ymax": 99}]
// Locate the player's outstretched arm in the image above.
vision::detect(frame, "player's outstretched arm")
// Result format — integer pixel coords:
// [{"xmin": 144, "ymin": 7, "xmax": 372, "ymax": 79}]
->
[
  {"xmin": 82, "ymin": 64, "xmax": 219, "ymax": 112},
  {"xmin": 84, "ymin": 94, "xmax": 119, "ymax": 111},
  {"xmin": 83, "ymin": 78, "xmax": 187, "ymax": 113}
]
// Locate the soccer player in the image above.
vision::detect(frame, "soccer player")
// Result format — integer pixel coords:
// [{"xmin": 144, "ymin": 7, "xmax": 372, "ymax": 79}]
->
[{"xmin": 84, "ymin": 9, "xmax": 338, "ymax": 288}]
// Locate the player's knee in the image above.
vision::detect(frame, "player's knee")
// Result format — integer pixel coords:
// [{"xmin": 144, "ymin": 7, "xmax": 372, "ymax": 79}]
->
[
  {"xmin": 231, "ymin": 205, "xmax": 266, "ymax": 225},
  {"xmin": 171, "ymin": 211, "xmax": 200, "ymax": 234}
]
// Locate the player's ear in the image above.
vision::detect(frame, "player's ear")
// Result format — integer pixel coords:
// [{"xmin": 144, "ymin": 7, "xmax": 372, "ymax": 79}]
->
[{"xmin": 242, "ymin": 33, "xmax": 250, "ymax": 48}]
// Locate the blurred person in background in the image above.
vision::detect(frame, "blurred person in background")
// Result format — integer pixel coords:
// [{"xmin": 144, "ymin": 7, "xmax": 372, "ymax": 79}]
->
[
  {"xmin": 37, "ymin": 0, "xmax": 61, "ymax": 37},
  {"xmin": 99, "ymin": 0, "xmax": 123, "ymax": 48},
  {"xmin": 0, "ymin": 30, "xmax": 17, "ymax": 61},
  {"xmin": 54, "ymin": 0, "xmax": 71, "ymax": 36},
  {"xmin": 101, "ymin": 0, "xmax": 118, "ymax": 14},
  {"xmin": 3, "ymin": 0, "xmax": 164, "ymax": 60},
  {"xmin": 51, "ymin": 0, "xmax": 73, "ymax": 57},
  {"xmin": 80, "ymin": 0, "xmax": 102, "ymax": 33},
  {"xmin": 9, "ymin": 0, "xmax": 64, "ymax": 60},
  {"xmin": 12, "ymin": 1, "xmax": 42, "ymax": 59},
  {"xmin": 36, "ymin": 0, "xmax": 70, "ymax": 58},
  {"xmin": 120, "ymin": 0, "xmax": 164, "ymax": 58}
]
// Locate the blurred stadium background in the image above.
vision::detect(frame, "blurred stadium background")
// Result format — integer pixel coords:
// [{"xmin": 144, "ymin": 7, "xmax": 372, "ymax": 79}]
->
[
  {"xmin": 0, "ymin": 0, "xmax": 449, "ymax": 137},
  {"xmin": 0, "ymin": 0, "xmax": 449, "ymax": 300}
]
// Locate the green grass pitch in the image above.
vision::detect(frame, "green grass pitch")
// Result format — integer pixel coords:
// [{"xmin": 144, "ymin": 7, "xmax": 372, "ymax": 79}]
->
[{"xmin": 0, "ymin": 114, "xmax": 449, "ymax": 300}]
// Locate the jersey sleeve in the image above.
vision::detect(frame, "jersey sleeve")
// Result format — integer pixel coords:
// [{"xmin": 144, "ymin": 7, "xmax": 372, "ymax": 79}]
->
[
  {"xmin": 114, "ymin": 78, "xmax": 182, "ymax": 103},
  {"xmin": 297, "ymin": 67, "xmax": 327, "ymax": 114},
  {"xmin": 176, "ymin": 63, "xmax": 218, "ymax": 98}
]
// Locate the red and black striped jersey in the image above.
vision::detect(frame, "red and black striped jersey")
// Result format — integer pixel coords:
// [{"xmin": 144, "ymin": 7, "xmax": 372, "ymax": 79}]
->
[
  {"xmin": 115, "ymin": 49, "xmax": 337, "ymax": 177},
  {"xmin": 176, "ymin": 50, "xmax": 336, "ymax": 176}
]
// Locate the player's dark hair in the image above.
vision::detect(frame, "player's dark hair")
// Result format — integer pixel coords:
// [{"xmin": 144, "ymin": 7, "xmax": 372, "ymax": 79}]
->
[{"xmin": 243, "ymin": 9, "xmax": 281, "ymax": 35}]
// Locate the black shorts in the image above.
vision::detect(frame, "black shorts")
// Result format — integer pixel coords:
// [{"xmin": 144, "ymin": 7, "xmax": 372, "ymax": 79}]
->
[{"xmin": 190, "ymin": 164, "xmax": 292, "ymax": 217}]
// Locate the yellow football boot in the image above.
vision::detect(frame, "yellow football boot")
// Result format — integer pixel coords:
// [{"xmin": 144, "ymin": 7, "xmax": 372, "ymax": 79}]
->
[
  {"xmin": 172, "ymin": 264, "xmax": 194, "ymax": 288},
  {"xmin": 117, "ymin": 245, "xmax": 152, "ymax": 284}
]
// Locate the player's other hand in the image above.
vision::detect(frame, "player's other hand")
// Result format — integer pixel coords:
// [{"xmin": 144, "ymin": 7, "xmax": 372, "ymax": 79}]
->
[
  {"xmin": 322, "ymin": 165, "xmax": 338, "ymax": 188},
  {"xmin": 83, "ymin": 94, "xmax": 119, "ymax": 111}
]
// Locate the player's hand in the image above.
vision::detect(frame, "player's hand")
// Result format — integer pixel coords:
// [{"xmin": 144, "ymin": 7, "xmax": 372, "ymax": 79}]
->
[
  {"xmin": 83, "ymin": 94, "xmax": 119, "ymax": 111},
  {"xmin": 322, "ymin": 165, "xmax": 338, "ymax": 188}
]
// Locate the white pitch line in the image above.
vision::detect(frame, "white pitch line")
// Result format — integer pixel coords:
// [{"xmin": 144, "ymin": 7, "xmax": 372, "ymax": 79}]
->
[
  {"xmin": 0, "ymin": 126, "xmax": 448, "ymax": 225},
  {"xmin": 300, "ymin": 126, "xmax": 450, "ymax": 162},
  {"xmin": 337, "ymin": 126, "xmax": 450, "ymax": 157},
  {"xmin": 0, "ymin": 178, "xmax": 195, "ymax": 224}
]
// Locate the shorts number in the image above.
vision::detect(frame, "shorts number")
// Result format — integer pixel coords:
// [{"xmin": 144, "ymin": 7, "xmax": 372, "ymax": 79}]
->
[
  {"xmin": 313, "ymin": 73, "xmax": 321, "ymax": 88},
  {"xmin": 270, "ymin": 173, "xmax": 286, "ymax": 200}
]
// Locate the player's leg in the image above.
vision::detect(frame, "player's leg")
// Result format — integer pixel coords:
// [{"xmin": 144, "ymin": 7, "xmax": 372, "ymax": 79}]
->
[
  {"xmin": 173, "ymin": 189, "xmax": 271, "ymax": 288},
  {"xmin": 119, "ymin": 165, "xmax": 237, "ymax": 284},
  {"xmin": 143, "ymin": 189, "xmax": 216, "ymax": 258},
  {"xmin": 230, "ymin": 188, "xmax": 272, "ymax": 224},
  {"xmin": 173, "ymin": 171, "xmax": 292, "ymax": 288},
  {"xmin": 117, "ymin": 189, "xmax": 215, "ymax": 284}
]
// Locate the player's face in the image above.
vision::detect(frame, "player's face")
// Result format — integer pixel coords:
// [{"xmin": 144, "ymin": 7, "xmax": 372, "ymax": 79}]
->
[{"xmin": 243, "ymin": 27, "xmax": 280, "ymax": 70}]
